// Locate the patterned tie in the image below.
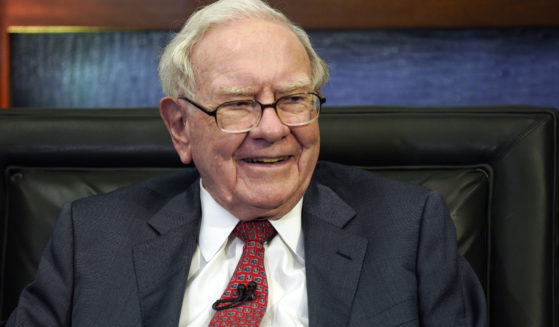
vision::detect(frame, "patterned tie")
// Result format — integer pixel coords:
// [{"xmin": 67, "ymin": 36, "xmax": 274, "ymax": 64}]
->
[{"xmin": 209, "ymin": 220, "xmax": 277, "ymax": 327}]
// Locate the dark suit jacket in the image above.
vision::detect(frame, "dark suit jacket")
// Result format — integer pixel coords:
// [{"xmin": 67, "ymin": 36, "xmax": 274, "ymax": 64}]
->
[{"xmin": 6, "ymin": 161, "xmax": 486, "ymax": 326}]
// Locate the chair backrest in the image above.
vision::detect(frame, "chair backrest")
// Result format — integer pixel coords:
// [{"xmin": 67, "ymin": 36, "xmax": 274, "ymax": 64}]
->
[{"xmin": 0, "ymin": 106, "xmax": 557, "ymax": 326}]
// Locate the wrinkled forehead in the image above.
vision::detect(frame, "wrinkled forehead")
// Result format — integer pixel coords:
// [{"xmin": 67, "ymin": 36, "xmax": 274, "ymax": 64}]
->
[
  {"xmin": 192, "ymin": 18, "xmax": 307, "ymax": 64},
  {"xmin": 191, "ymin": 18, "xmax": 312, "ymax": 96},
  {"xmin": 216, "ymin": 78, "xmax": 312, "ymax": 95}
]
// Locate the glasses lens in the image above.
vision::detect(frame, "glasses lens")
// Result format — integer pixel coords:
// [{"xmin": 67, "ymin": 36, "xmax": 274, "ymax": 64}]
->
[
  {"xmin": 216, "ymin": 100, "xmax": 261, "ymax": 132},
  {"xmin": 277, "ymin": 93, "xmax": 320, "ymax": 126}
]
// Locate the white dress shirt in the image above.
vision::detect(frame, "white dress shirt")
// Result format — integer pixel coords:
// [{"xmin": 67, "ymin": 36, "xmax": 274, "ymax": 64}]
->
[{"xmin": 178, "ymin": 180, "xmax": 308, "ymax": 326}]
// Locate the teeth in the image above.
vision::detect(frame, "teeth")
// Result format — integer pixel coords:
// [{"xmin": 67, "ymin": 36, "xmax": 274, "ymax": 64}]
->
[{"xmin": 244, "ymin": 157, "xmax": 288, "ymax": 164}]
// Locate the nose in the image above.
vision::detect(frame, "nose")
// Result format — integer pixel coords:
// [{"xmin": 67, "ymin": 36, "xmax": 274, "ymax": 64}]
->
[{"xmin": 248, "ymin": 107, "xmax": 290, "ymax": 142}]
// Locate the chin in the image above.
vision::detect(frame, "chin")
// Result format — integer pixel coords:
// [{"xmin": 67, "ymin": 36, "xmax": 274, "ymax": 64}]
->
[{"xmin": 248, "ymin": 191, "xmax": 302, "ymax": 216}]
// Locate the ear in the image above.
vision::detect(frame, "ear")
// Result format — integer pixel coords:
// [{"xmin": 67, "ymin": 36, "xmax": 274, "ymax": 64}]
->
[{"xmin": 159, "ymin": 97, "xmax": 192, "ymax": 164}]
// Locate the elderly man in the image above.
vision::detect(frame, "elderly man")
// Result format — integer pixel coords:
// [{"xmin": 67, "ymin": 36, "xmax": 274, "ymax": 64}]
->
[{"xmin": 5, "ymin": 0, "xmax": 486, "ymax": 326}]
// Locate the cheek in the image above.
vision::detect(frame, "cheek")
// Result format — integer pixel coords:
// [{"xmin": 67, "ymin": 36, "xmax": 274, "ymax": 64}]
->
[
  {"xmin": 193, "ymin": 133, "xmax": 247, "ymax": 173},
  {"xmin": 294, "ymin": 124, "xmax": 320, "ymax": 155},
  {"xmin": 292, "ymin": 124, "xmax": 320, "ymax": 178},
  {"xmin": 188, "ymin": 114, "xmax": 245, "ymax": 159}
]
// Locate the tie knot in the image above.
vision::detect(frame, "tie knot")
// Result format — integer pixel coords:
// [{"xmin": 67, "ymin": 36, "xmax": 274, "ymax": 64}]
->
[{"xmin": 233, "ymin": 220, "xmax": 277, "ymax": 244}]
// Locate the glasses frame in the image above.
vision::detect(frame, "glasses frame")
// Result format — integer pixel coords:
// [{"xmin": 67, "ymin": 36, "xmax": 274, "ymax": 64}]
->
[{"xmin": 178, "ymin": 91, "xmax": 326, "ymax": 133}]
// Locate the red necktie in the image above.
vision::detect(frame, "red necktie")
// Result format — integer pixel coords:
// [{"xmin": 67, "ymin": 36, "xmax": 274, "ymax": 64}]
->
[{"xmin": 209, "ymin": 220, "xmax": 277, "ymax": 326}]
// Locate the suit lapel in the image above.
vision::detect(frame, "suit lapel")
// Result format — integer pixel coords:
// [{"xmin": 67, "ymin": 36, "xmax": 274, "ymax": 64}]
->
[
  {"xmin": 133, "ymin": 180, "xmax": 201, "ymax": 327},
  {"xmin": 131, "ymin": 174, "xmax": 368, "ymax": 326},
  {"xmin": 303, "ymin": 181, "xmax": 368, "ymax": 327}
]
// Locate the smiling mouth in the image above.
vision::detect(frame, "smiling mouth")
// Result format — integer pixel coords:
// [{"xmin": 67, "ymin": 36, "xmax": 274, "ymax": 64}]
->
[{"xmin": 242, "ymin": 156, "xmax": 289, "ymax": 164}]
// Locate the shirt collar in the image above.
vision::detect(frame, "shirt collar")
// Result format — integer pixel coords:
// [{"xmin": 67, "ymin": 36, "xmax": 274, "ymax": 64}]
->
[
  {"xmin": 198, "ymin": 179, "xmax": 304, "ymax": 262},
  {"xmin": 269, "ymin": 199, "xmax": 305, "ymax": 261}
]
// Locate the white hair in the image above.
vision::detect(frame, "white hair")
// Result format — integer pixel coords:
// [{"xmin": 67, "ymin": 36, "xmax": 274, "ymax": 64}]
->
[{"xmin": 158, "ymin": 0, "xmax": 329, "ymax": 98}]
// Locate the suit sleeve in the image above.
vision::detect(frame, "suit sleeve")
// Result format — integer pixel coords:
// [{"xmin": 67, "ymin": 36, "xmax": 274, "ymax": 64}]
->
[
  {"xmin": 5, "ymin": 203, "xmax": 74, "ymax": 326},
  {"xmin": 416, "ymin": 190, "xmax": 487, "ymax": 327}
]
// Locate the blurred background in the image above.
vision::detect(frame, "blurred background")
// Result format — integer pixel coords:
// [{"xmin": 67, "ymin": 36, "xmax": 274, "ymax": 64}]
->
[{"xmin": 1, "ymin": 0, "xmax": 558, "ymax": 109}]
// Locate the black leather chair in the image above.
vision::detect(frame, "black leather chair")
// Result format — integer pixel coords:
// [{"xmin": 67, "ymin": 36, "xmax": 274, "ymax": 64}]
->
[{"xmin": 0, "ymin": 106, "xmax": 557, "ymax": 326}]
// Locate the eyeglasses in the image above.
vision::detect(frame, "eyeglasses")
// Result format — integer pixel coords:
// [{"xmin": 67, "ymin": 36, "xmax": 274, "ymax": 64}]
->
[{"xmin": 178, "ymin": 92, "xmax": 325, "ymax": 133}]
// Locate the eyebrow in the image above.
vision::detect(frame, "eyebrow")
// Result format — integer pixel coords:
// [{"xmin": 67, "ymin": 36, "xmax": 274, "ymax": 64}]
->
[
  {"xmin": 216, "ymin": 78, "xmax": 312, "ymax": 99},
  {"xmin": 277, "ymin": 79, "xmax": 312, "ymax": 93},
  {"xmin": 218, "ymin": 86, "xmax": 255, "ymax": 97}
]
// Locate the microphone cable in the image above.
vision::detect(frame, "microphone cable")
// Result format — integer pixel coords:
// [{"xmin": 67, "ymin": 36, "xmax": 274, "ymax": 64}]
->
[{"xmin": 212, "ymin": 281, "xmax": 257, "ymax": 311}]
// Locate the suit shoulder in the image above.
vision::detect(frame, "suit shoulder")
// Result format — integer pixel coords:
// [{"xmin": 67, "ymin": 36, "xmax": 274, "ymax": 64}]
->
[
  {"xmin": 70, "ymin": 168, "xmax": 199, "ymax": 220},
  {"xmin": 313, "ymin": 161, "xmax": 430, "ymax": 200},
  {"xmin": 311, "ymin": 162, "xmax": 450, "ymax": 249},
  {"xmin": 312, "ymin": 161, "xmax": 444, "ymax": 228}
]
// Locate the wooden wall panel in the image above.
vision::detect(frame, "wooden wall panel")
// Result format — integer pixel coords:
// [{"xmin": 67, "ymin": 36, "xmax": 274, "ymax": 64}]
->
[
  {"xmin": 2, "ymin": 0, "xmax": 558, "ymax": 107},
  {"xmin": 4, "ymin": 0, "xmax": 559, "ymax": 29},
  {"xmin": 10, "ymin": 29, "xmax": 559, "ymax": 109},
  {"xmin": 1, "ymin": 0, "xmax": 9, "ymax": 107},
  {"xmin": 274, "ymin": 0, "xmax": 559, "ymax": 28},
  {"xmin": 4, "ymin": 0, "xmax": 199, "ymax": 30}
]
